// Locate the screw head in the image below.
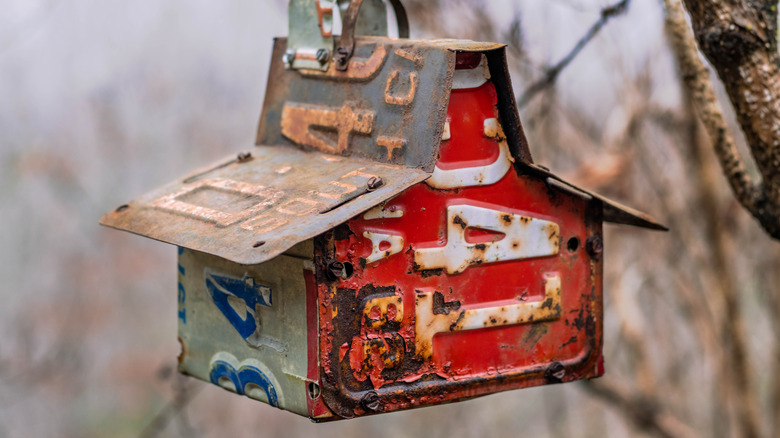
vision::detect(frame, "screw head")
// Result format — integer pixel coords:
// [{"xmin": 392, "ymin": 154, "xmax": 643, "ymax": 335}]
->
[
  {"xmin": 282, "ymin": 49, "xmax": 296, "ymax": 66},
  {"xmin": 586, "ymin": 235, "xmax": 603, "ymax": 258},
  {"xmin": 545, "ymin": 362, "xmax": 566, "ymax": 383},
  {"xmin": 327, "ymin": 260, "xmax": 344, "ymax": 280},
  {"xmin": 367, "ymin": 176, "xmax": 384, "ymax": 191},
  {"xmin": 361, "ymin": 391, "xmax": 380, "ymax": 411},
  {"xmin": 315, "ymin": 48, "xmax": 330, "ymax": 64}
]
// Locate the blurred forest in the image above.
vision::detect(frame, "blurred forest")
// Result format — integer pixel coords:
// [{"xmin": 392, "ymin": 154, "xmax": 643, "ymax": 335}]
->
[{"xmin": 2, "ymin": 0, "xmax": 779, "ymax": 437}]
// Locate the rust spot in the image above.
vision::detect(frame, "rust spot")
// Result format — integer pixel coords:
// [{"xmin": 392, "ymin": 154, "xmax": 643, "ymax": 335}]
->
[
  {"xmin": 177, "ymin": 337, "xmax": 186, "ymax": 364},
  {"xmin": 512, "ymin": 241, "xmax": 520, "ymax": 249},
  {"xmin": 561, "ymin": 336, "xmax": 578, "ymax": 348},
  {"xmin": 573, "ymin": 308, "xmax": 585, "ymax": 330},
  {"xmin": 449, "ymin": 312, "xmax": 465, "ymax": 331},
  {"xmin": 452, "ymin": 215, "xmax": 467, "ymax": 229},
  {"xmin": 541, "ymin": 298, "xmax": 554, "ymax": 310},
  {"xmin": 474, "ymin": 243, "xmax": 487, "ymax": 251},
  {"xmin": 420, "ymin": 268, "xmax": 444, "ymax": 278},
  {"xmin": 522, "ymin": 324, "xmax": 547, "ymax": 346},
  {"xmin": 519, "ymin": 291, "xmax": 528, "ymax": 301},
  {"xmin": 501, "ymin": 214, "xmax": 512, "ymax": 224},
  {"xmin": 432, "ymin": 291, "xmax": 461, "ymax": 315}
]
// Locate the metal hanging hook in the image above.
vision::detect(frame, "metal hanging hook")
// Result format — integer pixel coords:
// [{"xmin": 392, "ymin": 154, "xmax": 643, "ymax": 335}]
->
[{"xmin": 288, "ymin": 0, "xmax": 409, "ymax": 71}]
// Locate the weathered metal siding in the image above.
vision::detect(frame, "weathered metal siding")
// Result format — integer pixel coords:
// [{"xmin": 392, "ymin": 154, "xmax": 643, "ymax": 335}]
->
[
  {"xmin": 177, "ymin": 246, "xmax": 315, "ymax": 415},
  {"xmin": 100, "ymin": 145, "xmax": 428, "ymax": 266},
  {"xmin": 314, "ymin": 73, "xmax": 605, "ymax": 418},
  {"xmin": 256, "ymin": 37, "xmax": 456, "ymax": 171}
]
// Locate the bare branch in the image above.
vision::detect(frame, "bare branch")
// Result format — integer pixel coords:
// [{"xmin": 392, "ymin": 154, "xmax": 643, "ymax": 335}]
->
[
  {"xmin": 663, "ymin": 1, "xmax": 763, "ymax": 436},
  {"xmin": 140, "ymin": 377, "xmax": 203, "ymax": 438},
  {"xmin": 675, "ymin": 0, "xmax": 780, "ymax": 239},
  {"xmin": 517, "ymin": 0, "xmax": 631, "ymax": 108},
  {"xmin": 582, "ymin": 379, "xmax": 700, "ymax": 438}
]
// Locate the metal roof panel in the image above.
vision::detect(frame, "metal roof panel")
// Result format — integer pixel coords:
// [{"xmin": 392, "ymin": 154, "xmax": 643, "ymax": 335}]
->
[{"xmin": 100, "ymin": 145, "xmax": 429, "ymax": 265}]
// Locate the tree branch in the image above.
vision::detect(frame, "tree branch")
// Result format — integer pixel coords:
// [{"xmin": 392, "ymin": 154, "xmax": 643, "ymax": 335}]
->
[
  {"xmin": 663, "ymin": 1, "xmax": 764, "ymax": 437},
  {"xmin": 140, "ymin": 377, "xmax": 203, "ymax": 438},
  {"xmin": 517, "ymin": 0, "xmax": 631, "ymax": 108},
  {"xmin": 582, "ymin": 379, "xmax": 700, "ymax": 438},
  {"xmin": 677, "ymin": 0, "xmax": 780, "ymax": 240}
]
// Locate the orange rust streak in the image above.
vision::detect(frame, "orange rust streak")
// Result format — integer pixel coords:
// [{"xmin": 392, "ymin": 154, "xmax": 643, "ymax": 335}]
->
[
  {"xmin": 281, "ymin": 103, "xmax": 375, "ymax": 154},
  {"xmin": 377, "ymin": 136, "xmax": 406, "ymax": 160},
  {"xmin": 384, "ymin": 71, "xmax": 418, "ymax": 106}
]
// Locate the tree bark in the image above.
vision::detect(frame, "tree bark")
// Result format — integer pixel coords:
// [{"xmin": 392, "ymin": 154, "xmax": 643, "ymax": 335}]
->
[{"xmin": 681, "ymin": 0, "xmax": 780, "ymax": 240}]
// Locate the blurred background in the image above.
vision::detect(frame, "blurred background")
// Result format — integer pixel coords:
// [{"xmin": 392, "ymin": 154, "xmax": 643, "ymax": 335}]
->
[{"xmin": 2, "ymin": 0, "xmax": 778, "ymax": 436}]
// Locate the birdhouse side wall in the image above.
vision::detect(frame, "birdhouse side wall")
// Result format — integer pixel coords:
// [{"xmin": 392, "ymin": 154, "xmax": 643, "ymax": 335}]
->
[{"xmin": 176, "ymin": 245, "xmax": 320, "ymax": 417}]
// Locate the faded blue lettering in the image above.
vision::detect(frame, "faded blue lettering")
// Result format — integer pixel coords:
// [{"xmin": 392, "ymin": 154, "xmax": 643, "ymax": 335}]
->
[{"xmin": 204, "ymin": 270, "xmax": 271, "ymax": 339}]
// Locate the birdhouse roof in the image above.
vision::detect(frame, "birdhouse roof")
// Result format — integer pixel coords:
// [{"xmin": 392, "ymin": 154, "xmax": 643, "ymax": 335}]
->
[{"xmin": 100, "ymin": 37, "xmax": 664, "ymax": 266}]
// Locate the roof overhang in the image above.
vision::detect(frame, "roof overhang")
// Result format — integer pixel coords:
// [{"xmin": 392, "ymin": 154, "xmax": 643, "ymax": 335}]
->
[
  {"xmin": 100, "ymin": 145, "xmax": 428, "ymax": 265},
  {"xmin": 101, "ymin": 37, "xmax": 665, "ymax": 266}
]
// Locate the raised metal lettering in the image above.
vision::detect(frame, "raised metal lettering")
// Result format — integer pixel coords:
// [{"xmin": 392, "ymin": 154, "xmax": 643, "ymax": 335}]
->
[
  {"xmin": 281, "ymin": 102, "xmax": 375, "ymax": 154},
  {"xmin": 414, "ymin": 274, "xmax": 563, "ymax": 359}
]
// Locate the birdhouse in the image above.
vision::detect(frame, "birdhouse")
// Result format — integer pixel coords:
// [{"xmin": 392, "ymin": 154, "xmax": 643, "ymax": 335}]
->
[{"xmin": 100, "ymin": 0, "xmax": 666, "ymax": 421}]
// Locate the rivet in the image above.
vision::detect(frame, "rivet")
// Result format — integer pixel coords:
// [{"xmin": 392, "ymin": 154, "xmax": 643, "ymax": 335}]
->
[
  {"xmin": 327, "ymin": 260, "xmax": 344, "ymax": 280},
  {"xmin": 367, "ymin": 176, "xmax": 384, "ymax": 191},
  {"xmin": 315, "ymin": 48, "xmax": 330, "ymax": 65},
  {"xmin": 361, "ymin": 391, "xmax": 380, "ymax": 411},
  {"xmin": 545, "ymin": 362, "xmax": 566, "ymax": 383},
  {"xmin": 586, "ymin": 235, "xmax": 603, "ymax": 258}
]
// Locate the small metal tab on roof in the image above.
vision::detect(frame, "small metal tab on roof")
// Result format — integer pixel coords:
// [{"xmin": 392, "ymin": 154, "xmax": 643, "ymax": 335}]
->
[{"xmin": 100, "ymin": 145, "xmax": 429, "ymax": 265}]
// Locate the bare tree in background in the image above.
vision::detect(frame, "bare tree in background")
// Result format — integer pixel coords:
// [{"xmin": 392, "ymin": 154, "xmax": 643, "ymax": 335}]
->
[{"xmin": 677, "ymin": 0, "xmax": 780, "ymax": 241}]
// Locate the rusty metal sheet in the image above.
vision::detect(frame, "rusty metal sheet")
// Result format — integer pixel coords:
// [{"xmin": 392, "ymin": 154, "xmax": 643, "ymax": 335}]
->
[
  {"xmin": 258, "ymin": 37, "xmax": 453, "ymax": 172},
  {"xmin": 176, "ymin": 248, "xmax": 314, "ymax": 415},
  {"xmin": 522, "ymin": 163, "xmax": 668, "ymax": 231},
  {"xmin": 257, "ymin": 37, "xmax": 523, "ymax": 173},
  {"xmin": 100, "ymin": 145, "xmax": 429, "ymax": 265},
  {"xmin": 314, "ymin": 73, "xmax": 604, "ymax": 419}
]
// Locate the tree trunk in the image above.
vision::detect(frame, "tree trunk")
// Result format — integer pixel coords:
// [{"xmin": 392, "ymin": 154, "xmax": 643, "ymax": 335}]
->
[{"xmin": 681, "ymin": 0, "xmax": 780, "ymax": 240}]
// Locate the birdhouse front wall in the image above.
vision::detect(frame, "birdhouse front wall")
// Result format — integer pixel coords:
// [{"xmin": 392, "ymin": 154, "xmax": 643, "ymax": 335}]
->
[{"xmin": 314, "ymin": 66, "xmax": 605, "ymax": 418}]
